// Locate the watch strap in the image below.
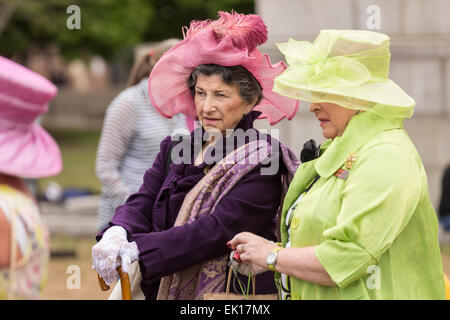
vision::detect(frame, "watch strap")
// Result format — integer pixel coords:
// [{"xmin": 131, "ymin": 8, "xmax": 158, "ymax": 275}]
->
[{"xmin": 268, "ymin": 247, "xmax": 282, "ymax": 271}]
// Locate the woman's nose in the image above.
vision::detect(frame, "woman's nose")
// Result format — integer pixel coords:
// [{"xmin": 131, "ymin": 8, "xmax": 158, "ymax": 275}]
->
[
  {"xmin": 310, "ymin": 103, "xmax": 321, "ymax": 113},
  {"xmin": 203, "ymin": 95, "xmax": 217, "ymax": 113}
]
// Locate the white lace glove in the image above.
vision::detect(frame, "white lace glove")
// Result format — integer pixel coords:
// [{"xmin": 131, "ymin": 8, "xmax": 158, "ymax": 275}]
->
[
  {"xmin": 229, "ymin": 251, "xmax": 267, "ymax": 276},
  {"xmin": 92, "ymin": 226, "xmax": 139, "ymax": 286}
]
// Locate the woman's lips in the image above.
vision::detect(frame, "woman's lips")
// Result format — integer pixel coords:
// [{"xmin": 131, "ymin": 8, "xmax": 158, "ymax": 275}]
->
[
  {"xmin": 203, "ymin": 117, "xmax": 220, "ymax": 124},
  {"xmin": 318, "ymin": 118, "xmax": 330, "ymax": 128}
]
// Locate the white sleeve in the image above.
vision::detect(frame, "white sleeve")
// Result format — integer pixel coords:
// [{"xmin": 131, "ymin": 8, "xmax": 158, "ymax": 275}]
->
[{"xmin": 95, "ymin": 97, "xmax": 136, "ymax": 205}]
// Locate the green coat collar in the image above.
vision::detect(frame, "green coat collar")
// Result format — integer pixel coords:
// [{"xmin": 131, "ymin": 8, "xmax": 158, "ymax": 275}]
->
[
  {"xmin": 314, "ymin": 111, "xmax": 404, "ymax": 178},
  {"xmin": 280, "ymin": 111, "xmax": 404, "ymax": 244}
]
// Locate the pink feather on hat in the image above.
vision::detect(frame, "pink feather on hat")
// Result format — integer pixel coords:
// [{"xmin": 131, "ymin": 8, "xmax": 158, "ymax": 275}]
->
[{"xmin": 184, "ymin": 11, "xmax": 268, "ymax": 53}]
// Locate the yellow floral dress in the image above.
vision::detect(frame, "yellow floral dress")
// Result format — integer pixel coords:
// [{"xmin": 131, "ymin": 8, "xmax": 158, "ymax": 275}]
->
[{"xmin": 0, "ymin": 184, "xmax": 49, "ymax": 299}]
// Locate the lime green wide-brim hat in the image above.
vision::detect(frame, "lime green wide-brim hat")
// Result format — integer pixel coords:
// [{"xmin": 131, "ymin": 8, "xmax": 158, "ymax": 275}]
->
[{"xmin": 273, "ymin": 30, "xmax": 415, "ymax": 118}]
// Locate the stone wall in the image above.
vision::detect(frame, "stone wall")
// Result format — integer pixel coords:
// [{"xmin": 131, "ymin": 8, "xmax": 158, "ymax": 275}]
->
[{"xmin": 254, "ymin": 0, "xmax": 450, "ymax": 208}]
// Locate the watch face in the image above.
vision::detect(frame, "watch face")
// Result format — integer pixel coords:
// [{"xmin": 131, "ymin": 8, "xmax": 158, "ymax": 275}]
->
[{"xmin": 266, "ymin": 253, "xmax": 276, "ymax": 265}]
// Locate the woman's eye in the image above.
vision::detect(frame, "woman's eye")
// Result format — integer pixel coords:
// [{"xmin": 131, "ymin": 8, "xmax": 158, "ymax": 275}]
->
[
  {"xmin": 196, "ymin": 91, "xmax": 205, "ymax": 96},
  {"xmin": 216, "ymin": 93, "xmax": 227, "ymax": 98}
]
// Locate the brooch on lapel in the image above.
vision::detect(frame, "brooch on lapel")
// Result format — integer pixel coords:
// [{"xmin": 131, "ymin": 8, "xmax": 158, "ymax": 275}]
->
[
  {"xmin": 345, "ymin": 152, "xmax": 357, "ymax": 169},
  {"xmin": 334, "ymin": 152, "xmax": 357, "ymax": 179}
]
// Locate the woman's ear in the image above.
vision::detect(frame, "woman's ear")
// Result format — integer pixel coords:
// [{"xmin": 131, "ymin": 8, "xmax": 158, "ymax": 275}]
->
[
  {"xmin": 244, "ymin": 99, "xmax": 256, "ymax": 116},
  {"xmin": 243, "ymin": 105, "xmax": 253, "ymax": 116}
]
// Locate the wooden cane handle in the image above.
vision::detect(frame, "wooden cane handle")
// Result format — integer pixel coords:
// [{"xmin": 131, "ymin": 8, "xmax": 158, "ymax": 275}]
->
[
  {"xmin": 117, "ymin": 266, "xmax": 132, "ymax": 300},
  {"xmin": 97, "ymin": 266, "xmax": 132, "ymax": 300},
  {"xmin": 98, "ymin": 273, "xmax": 110, "ymax": 291}
]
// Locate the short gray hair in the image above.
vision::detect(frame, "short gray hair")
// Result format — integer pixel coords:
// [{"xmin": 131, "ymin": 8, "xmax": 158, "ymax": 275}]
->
[{"xmin": 187, "ymin": 64, "xmax": 263, "ymax": 106}]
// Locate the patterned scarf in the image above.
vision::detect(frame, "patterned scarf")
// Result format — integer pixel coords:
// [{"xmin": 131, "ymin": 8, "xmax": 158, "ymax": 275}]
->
[{"xmin": 157, "ymin": 140, "xmax": 299, "ymax": 300}]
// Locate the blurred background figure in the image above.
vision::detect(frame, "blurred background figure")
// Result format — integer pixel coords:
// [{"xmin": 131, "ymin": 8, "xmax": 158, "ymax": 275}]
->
[
  {"xmin": 439, "ymin": 160, "xmax": 450, "ymax": 231},
  {"xmin": 95, "ymin": 39, "xmax": 189, "ymax": 231},
  {"xmin": 0, "ymin": 56, "xmax": 62, "ymax": 299}
]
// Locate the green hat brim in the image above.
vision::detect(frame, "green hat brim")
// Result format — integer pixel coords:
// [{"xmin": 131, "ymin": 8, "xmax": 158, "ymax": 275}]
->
[{"xmin": 273, "ymin": 77, "xmax": 415, "ymax": 119}]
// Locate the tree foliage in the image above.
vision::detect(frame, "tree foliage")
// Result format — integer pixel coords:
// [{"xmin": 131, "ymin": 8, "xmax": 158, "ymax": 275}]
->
[
  {"xmin": 143, "ymin": 0, "xmax": 254, "ymax": 41},
  {"xmin": 0, "ymin": 0, "xmax": 255, "ymax": 61}
]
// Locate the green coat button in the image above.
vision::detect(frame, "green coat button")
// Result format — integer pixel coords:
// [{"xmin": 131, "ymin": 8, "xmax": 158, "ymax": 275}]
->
[{"xmin": 291, "ymin": 217, "xmax": 300, "ymax": 229}]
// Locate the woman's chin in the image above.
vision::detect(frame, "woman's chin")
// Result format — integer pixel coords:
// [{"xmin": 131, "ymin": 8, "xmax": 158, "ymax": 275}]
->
[
  {"xmin": 203, "ymin": 125, "xmax": 222, "ymax": 133},
  {"xmin": 322, "ymin": 129, "xmax": 338, "ymax": 140}
]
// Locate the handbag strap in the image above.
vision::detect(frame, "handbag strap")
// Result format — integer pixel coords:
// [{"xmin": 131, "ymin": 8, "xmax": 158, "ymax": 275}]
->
[{"xmin": 226, "ymin": 267, "xmax": 256, "ymax": 297}]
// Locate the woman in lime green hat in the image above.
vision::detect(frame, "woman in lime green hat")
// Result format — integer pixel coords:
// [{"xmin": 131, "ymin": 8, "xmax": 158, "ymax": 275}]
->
[{"xmin": 228, "ymin": 29, "xmax": 447, "ymax": 300}]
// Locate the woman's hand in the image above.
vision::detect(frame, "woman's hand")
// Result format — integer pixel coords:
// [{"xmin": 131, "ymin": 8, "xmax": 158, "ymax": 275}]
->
[
  {"xmin": 229, "ymin": 233, "xmax": 336, "ymax": 286},
  {"xmin": 228, "ymin": 232, "xmax": 279, "ymax": 271},
  {"xmin": 92, "ymin": 226, "xmax": 139, "ymax": 286},
  {"xmin": 228, "ymin": 251, "xmax": 267, "ymax": 276}
]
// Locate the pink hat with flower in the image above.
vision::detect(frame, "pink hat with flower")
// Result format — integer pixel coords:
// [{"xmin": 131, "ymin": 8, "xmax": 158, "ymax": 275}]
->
[
  {"xmin": 148, "ymin": 11, "xmax": 299, "ymax": 125},
  {"xmin": 0, "ymin": 56, "xmax": 62, "ymax": 178}
]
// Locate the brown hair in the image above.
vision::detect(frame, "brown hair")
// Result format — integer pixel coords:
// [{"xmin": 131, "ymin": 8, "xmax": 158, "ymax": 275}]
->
[{"xmin": 127, "ymin": 38, "xmax": 180, "ymax": 87}]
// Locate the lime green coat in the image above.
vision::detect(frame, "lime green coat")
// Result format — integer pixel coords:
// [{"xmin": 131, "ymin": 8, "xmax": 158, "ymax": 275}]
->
[{"xmin": 276, "ymin": 111, "xmax": 445, "ymax": 300}]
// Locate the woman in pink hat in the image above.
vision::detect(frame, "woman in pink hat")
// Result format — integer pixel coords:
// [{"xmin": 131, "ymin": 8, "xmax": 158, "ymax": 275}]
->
[
  {"xmin": 92, "ymin": 11, "xmax": 300, "ymax": 300},
  {"xmin": 0, "ymin": 56, "xmax": 62, "ymax": 299}
]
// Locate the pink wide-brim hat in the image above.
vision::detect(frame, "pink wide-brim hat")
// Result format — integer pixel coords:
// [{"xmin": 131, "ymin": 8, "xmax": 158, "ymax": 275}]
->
[
  {"xmin": 0, "ymin": 56, "xmax": 62, "ymax": 178},
  {"xmin": 148, "ymin": 11, "xmax": 299, "ymax": 125}
]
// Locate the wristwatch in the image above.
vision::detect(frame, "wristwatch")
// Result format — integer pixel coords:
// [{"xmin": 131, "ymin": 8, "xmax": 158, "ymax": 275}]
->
[{"xmin": 266, "ymin": 247, "xmax": 282, "ymax": 271}]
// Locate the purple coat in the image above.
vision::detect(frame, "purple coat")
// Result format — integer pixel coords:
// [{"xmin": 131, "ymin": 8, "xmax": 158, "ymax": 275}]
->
[{"xmin": 97, "ymin": 111, "xmax": 285, "ymax": 299}]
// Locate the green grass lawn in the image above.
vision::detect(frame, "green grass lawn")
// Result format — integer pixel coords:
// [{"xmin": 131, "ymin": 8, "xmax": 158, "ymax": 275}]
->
[{"xmin": 38, "ymin": 128, "xmax": 102, "ymax": 195}]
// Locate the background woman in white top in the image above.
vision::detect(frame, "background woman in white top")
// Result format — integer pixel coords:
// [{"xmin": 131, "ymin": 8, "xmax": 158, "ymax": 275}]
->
[{"xmin": 95, "ymin": 40, "xmax": 188, "ymax": 231}]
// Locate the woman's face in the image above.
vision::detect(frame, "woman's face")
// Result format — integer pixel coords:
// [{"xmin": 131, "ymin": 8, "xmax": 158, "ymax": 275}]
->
[
  {"xmin": 194, "ymin": 73, "xmax": 253, "ymax": 135},
  {"xmin": 310, "ymin": 102, "xmax": 358, "ymax": 139}
]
